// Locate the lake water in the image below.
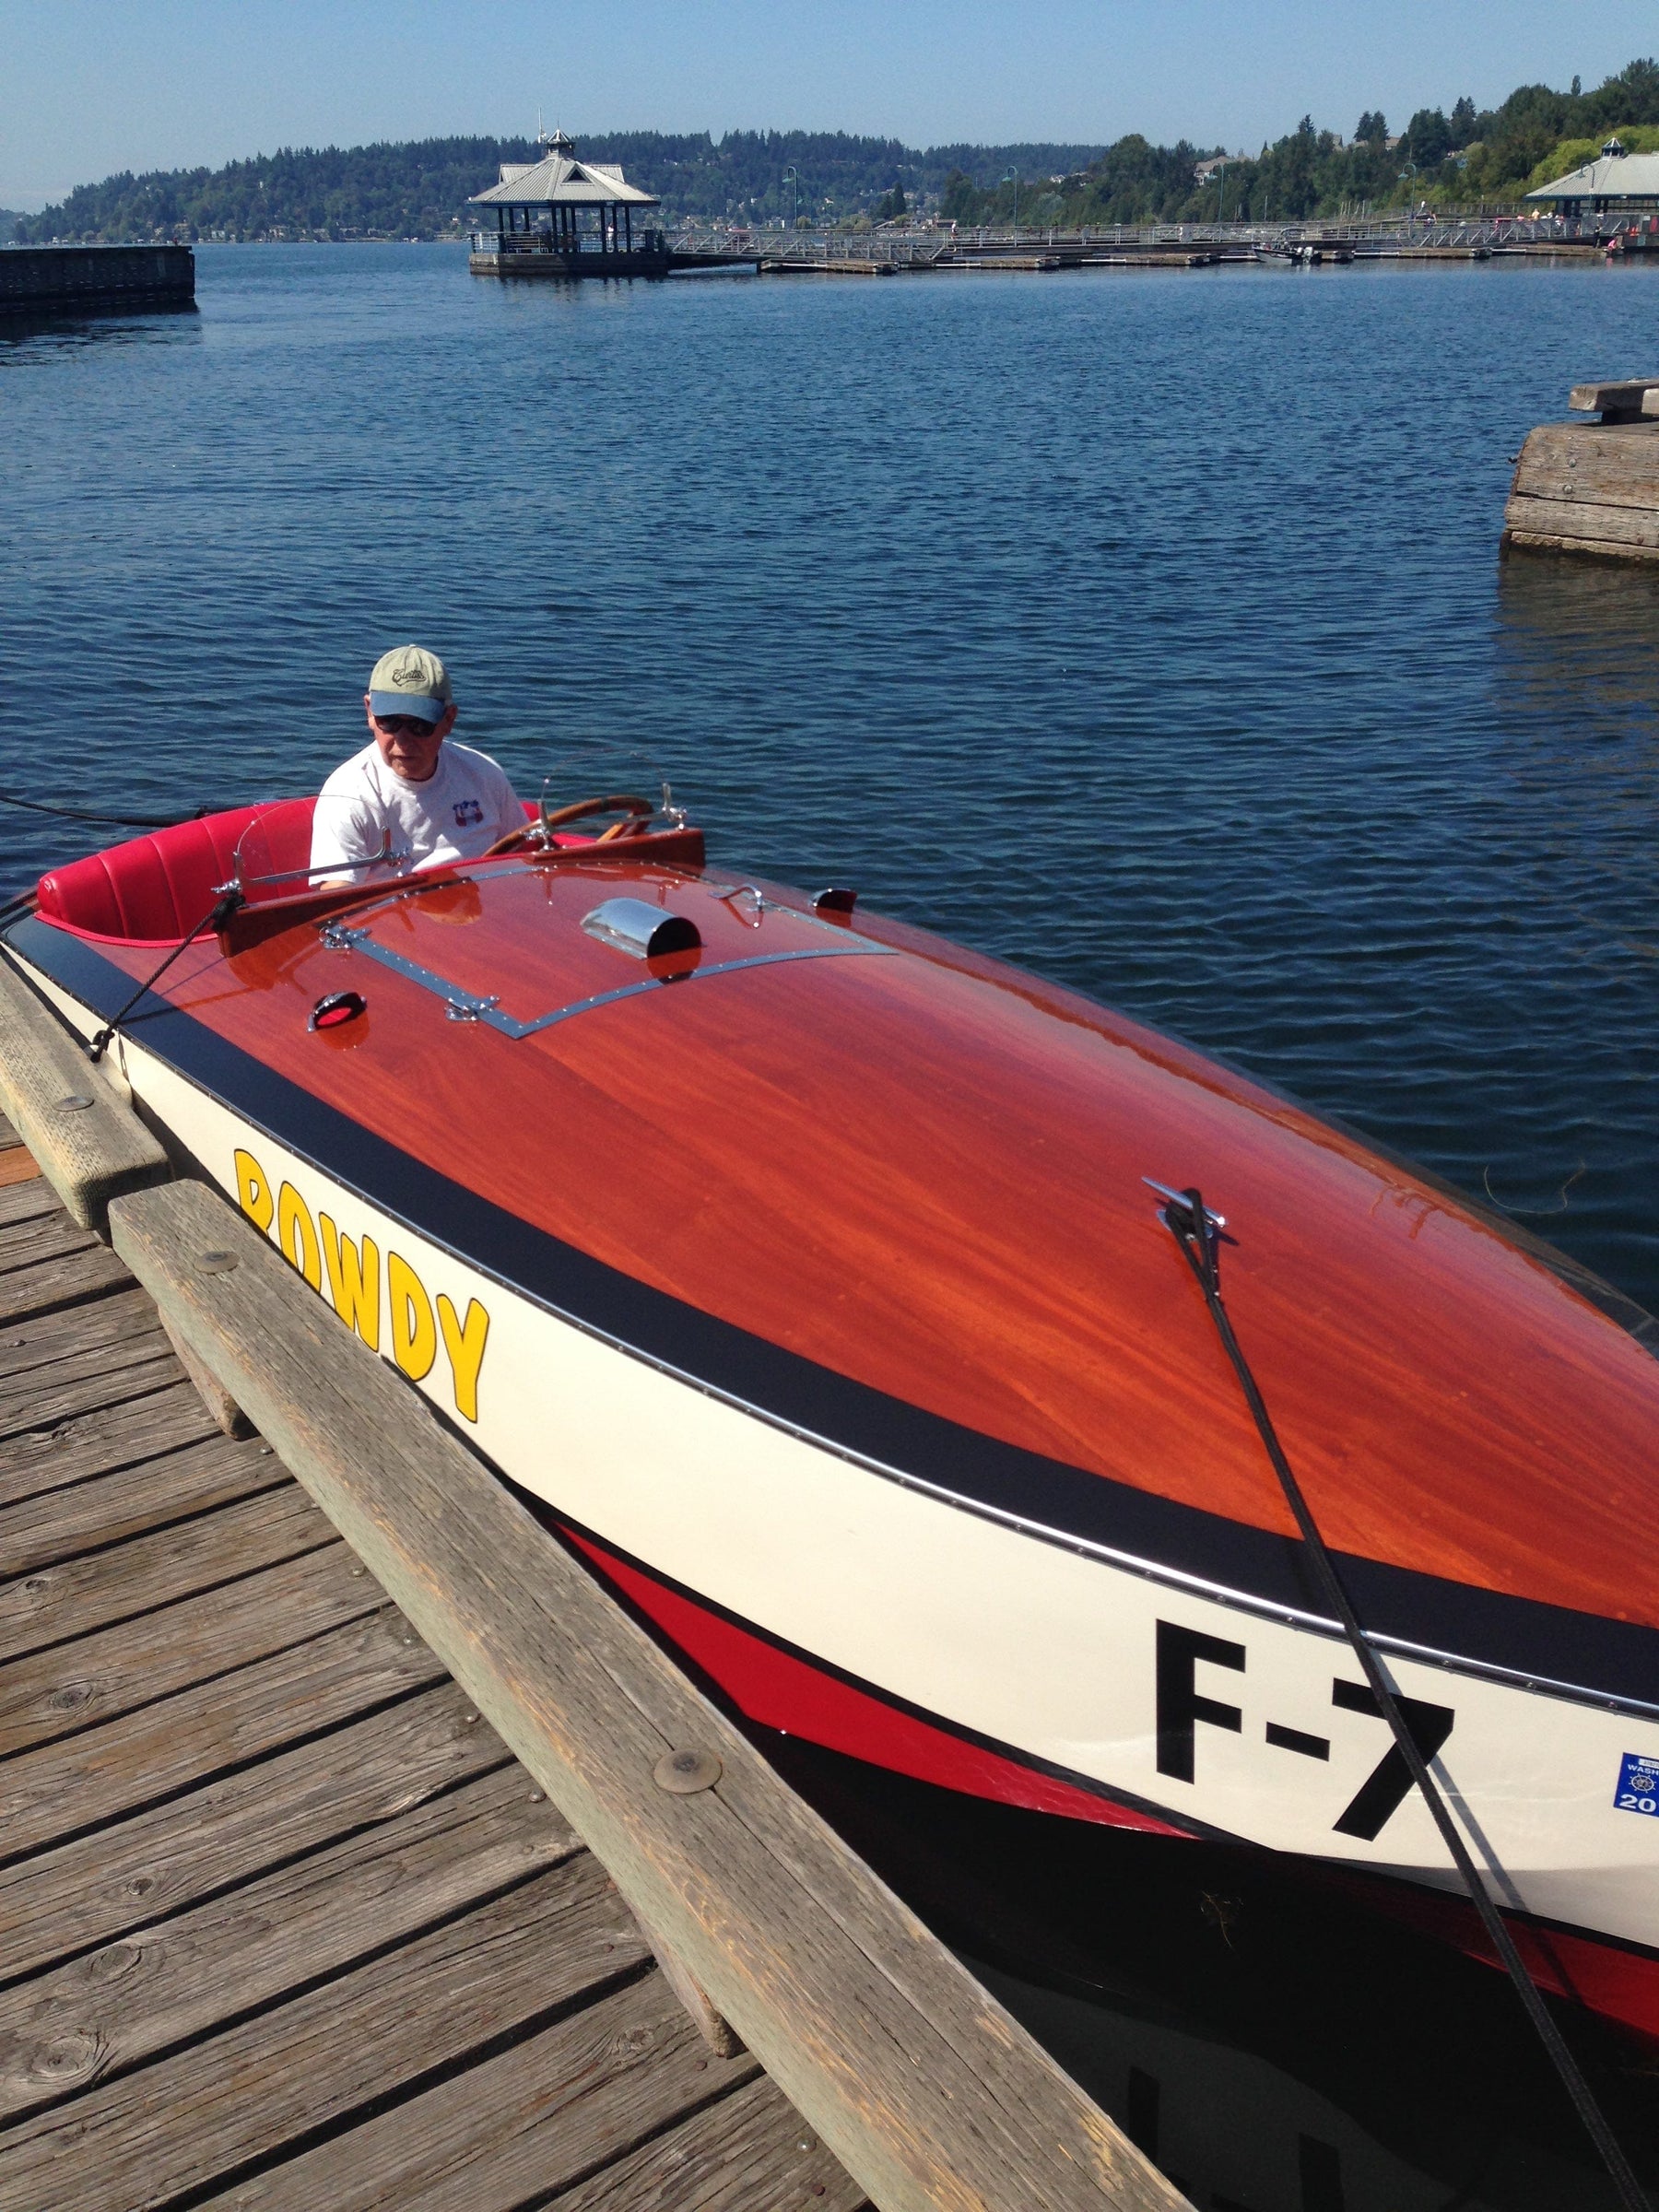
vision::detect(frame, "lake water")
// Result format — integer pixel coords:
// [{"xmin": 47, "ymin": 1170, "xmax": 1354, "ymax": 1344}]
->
[{"xmin": 5, "ymin": 244, "xmax": 1659, "ymax": 2208}]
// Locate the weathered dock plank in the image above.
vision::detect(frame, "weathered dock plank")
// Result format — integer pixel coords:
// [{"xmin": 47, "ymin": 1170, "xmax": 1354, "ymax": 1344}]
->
[
  {"xmin": 1569, "ymin": 377, "xmax": 1659, "ymax": 419},
  {"xmin": 0, "ymin": 1540, "xmax": 374, "ymax": 1753},
  {"xmin": 0, "ymin": 1607, "xmax": 447, "ymax": 1863},
  {"xmin": 0, "ymin": 1237, "xmax": 131, "ymax": 1327},
  {"xmin": 0, "ymin": 1376, "xmax": 219, "ymax": 1501},
  {"xmin": 0, "ymin": 1862, "xmax": 646, "ymax": 2212},
  {"xmin": 0, "ymin": 1283, "xmax": 167, "ymax": 1387},
  {"xmin": 192, "ymin": 1976, "xmax": 759, "ymax": 2212},
  {"xmin": 0, "ymin": 1427, "xmax": 287, "ymax": 1578},
  {"xmin": 0, "ymin": 961, "xmax": 167, "ymax": 1230},
  {"xmin": 0, "ymin": 1330, "xmax": 176, "ymax": 1432},
  {"xmin": 0, "ymin": 1682, "xmax": 507, "ymax": 1982},
  {"xmin": 0, "ymin": 1482, "xmax": 335, "ymax": 1660},
  {"xmin": 0, "ymin": 1187, "xmax": 58, "ymax": 1235},
  {"xmin": 0, "ymin": 1765, "xmax": 582, "ymax": 2123},
  {"xmin": 549, "ymin": 2076, "xmax": 868, "ymax": 2212},
  {"xmin": 113, "ymin": 1170, "xmax": 1190, "ymax": 2212}
]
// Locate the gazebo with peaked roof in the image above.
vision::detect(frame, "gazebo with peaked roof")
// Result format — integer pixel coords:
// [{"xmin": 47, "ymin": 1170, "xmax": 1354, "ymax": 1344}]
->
[
  {"xmin": 1526, "ymin": 139, "xmax": 1659, "ymax": 215},
  {"xmin": 466, "ymin": 130, "xmax": 667, "ymax": 277}
]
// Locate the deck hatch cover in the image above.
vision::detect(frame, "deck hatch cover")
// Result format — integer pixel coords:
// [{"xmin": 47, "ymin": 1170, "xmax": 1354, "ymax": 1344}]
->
[{"xmin": 315, "ymin": 920, "xmax": 896, "ymax": 1037}]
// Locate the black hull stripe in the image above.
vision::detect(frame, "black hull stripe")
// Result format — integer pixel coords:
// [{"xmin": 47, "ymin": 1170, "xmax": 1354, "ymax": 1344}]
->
[{"xmin": 12, "ymin": 913, "xmax": 1659, "ymax": 1712}]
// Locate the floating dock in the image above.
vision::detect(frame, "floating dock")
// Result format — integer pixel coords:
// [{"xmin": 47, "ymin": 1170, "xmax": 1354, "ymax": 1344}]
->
[
  {"xmin": 1503, "ymin": 379, "xmax": 1659, "ymax": 563},
  {"xmin": 0, "ymin": 956, "xmax": 1189, "ymax": 2212},
  {"xmin": 0, "ymin": 246, "xmax": 194, "ymax": 316}
]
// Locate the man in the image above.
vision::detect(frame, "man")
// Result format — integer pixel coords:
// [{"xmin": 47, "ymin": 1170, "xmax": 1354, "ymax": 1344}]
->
[{"xmin": 310, "ymin": 644, "xmax": 524, "ymax": 884}]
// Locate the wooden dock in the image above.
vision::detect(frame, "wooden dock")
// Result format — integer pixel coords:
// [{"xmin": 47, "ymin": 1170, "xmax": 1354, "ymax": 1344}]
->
[
  {"xmin": 0, "ymin": 1114, "xmax": 863, "ymax": 2212},
  {"xmin": 0, "ymin": 944, "xmax": 1192, "ymax": 2212},
  {"xmin": 1503, "ymin": 379, "xmax": 1659, "ymax": 563},
  {"xmin": 0, "ymin": 247, "xmax": 194, "ymax": 316}
]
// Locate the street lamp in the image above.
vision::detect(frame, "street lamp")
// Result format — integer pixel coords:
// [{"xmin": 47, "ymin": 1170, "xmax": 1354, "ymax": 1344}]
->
[
  {"xmin": 1002, "ymin": 166, "xmax": 1018, "ymax": 232},
  {"xmin": 782, "ymin": 165, "xmax": 802, "ymax": 227}
]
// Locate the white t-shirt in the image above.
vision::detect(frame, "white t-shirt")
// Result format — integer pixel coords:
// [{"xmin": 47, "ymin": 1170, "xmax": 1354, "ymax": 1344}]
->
[{"xmin": 310, "ymin": 740, "xmax": 524, "ymax": 882}]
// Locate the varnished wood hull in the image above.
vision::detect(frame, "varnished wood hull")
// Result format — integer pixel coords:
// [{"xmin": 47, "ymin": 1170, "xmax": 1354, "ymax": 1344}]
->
[{"xmin": 7, "ymin": 839, "xmax": 1659, "ymax": 2039}]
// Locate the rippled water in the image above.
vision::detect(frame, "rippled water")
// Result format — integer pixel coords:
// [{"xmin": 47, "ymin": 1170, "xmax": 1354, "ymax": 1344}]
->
[{"xmin": 5, "ymin": 245, "xmax": 1659, "ymax": 2208}]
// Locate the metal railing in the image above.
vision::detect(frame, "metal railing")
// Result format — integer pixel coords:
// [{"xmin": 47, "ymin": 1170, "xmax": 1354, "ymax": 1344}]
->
[
  {"xmin": 665, "ymin": 205, "xmax": 1637, "ymax": 262},
  {"xmin": 469, "ymin": 229, "xmax": 667, "ymax": 256}
]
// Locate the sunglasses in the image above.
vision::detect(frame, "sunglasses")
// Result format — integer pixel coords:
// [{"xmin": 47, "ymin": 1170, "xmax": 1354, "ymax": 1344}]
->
[{"xmin": 373, "ymin": 713, "xmax": 441, "ymax": 737}]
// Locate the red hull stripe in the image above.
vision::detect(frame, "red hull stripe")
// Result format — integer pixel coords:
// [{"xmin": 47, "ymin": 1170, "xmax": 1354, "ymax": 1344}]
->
[
  {"xmin": 562, "ymin": 1525, "xmax": 1192, "ymax": 1835},
  {"xmin": 1318, "ymin": 1866, "xmax": 1659, "ymax": 2043}
]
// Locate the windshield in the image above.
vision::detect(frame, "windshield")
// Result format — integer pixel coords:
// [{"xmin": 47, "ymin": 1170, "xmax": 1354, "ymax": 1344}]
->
[
  {"xmin": 230, "ymin": 794, "xmax": 410, "ymax": 905},
  {"xmin": 225, "ymin": 759, "xmax": 690, "ymax": 909}
]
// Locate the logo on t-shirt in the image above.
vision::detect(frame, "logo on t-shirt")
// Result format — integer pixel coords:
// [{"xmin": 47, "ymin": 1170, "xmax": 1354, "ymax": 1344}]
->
[{"xmin": 453, "ymin": 798, "xmax": 484, "ymax": 828}]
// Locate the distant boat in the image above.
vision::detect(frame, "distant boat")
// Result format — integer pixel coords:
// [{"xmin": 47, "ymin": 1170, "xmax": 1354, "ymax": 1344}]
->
[{"xmin": 6, "ymin": 790, "xmax": 1659, "ymax": 2043}]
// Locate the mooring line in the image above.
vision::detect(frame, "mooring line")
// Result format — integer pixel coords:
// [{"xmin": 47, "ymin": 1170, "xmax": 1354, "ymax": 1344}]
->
[{"xmin": 1148, "ymin": 1178, "xmax": 1646, "ymax": 2212}]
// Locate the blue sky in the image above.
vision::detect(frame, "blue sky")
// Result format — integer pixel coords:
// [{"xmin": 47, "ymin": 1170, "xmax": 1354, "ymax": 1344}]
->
[{"xmin": 3, "ymin": 0, "xmax": 1656, "ymax": 208}]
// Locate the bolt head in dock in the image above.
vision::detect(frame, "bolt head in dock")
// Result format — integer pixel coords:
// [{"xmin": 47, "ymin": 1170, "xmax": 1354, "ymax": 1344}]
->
[{"xmin": 653, "ymin": 1747, "xmax": 723, "ymax": 1794}]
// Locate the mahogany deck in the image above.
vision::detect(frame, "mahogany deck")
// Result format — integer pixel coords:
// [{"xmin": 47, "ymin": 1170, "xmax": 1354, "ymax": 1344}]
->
[
  {"xmin": 0, "ymin": 1115, "xmax": 865, "ymax": 2212},
  {"xmin": 69, "ymin": 851, "xmax": 1659, "ymax": 1635}
]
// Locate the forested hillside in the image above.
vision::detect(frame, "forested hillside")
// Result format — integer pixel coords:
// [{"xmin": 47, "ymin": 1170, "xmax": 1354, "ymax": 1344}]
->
[
  {"xmin": 15, "ymin": 132, "xmax": 1105, "ymax": 242},
  {"xmin": 15, "ymin": 56, "xmax": 1659, "ymax": 243},
  {"xmin": 944, "ymin": 56, "xmax": 1659, "ymax": 226}
]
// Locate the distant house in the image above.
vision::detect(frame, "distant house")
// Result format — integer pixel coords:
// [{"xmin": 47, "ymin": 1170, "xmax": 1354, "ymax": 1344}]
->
[{"xmin": 1526, "ymin": 140, "xmax": 1659, "ymax": 215}]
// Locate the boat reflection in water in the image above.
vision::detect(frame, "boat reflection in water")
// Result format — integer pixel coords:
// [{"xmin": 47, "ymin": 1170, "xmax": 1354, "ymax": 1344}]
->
[{"xmin": 763, "ymin": 1735, "xmax": 1659, "ymax": 2212}]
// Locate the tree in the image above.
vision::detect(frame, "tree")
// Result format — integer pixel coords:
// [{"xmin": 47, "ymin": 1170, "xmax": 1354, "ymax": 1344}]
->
[
  {"xmin": 1355, "ymin": 111, "xmax": 1388, "ymax": 146},
  {"xmin": 873, "ymin": 182, "xmax": 907, "ymax": 221},
  {"xmin": 1402, "ymin": 108, "xmax": 1453, "ymax": 169},
  {"xmin": 1450, "ymin": 96, "xmax": 1477, "ymax": 144}
]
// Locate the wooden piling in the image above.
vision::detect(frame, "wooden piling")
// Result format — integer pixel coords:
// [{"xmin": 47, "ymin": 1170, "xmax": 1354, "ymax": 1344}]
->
[{"xmin": 1502, "ymin": 407, "xmax": 1659, "ymax": 563}]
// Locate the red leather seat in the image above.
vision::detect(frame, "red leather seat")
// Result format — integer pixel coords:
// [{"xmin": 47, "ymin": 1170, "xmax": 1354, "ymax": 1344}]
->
[{"xmin": 37, "ymin": 798, "xmax": 318, "ymax": 944}]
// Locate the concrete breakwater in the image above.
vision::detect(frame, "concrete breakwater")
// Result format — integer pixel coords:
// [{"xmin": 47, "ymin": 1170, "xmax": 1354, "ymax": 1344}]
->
[{"xmin": 0, "ymin": 244, "xmax": 194, "ymax": 314}]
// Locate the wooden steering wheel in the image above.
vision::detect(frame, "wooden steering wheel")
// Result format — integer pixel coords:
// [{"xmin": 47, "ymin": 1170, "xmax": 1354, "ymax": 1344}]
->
[{"xmin": 484, "ymin": 793, "xmax": 656, "ymax": 857}]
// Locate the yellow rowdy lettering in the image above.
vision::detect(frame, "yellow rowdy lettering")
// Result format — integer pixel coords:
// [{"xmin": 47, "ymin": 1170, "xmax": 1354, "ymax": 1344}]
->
[
  {"xmin": 320, "ymin": 1213, "xmax": 381, "ymax": 1350},
  {"xmin": 437, "ymin": 1293, "xmax": 489, "ymax": 1423},
  {"xmin": 234, "ymin": 1147, "xmax": 274, "ymax": 1235},
  {"xmin": 276, "ymin": 1181, "xmax": 322, "ymax": 1291},
  {"xmin": 387, "ymin": 1250, "xmax": 437, "ymax": 1381},
  {"xmin": 229, "ymin": 1146, "xmax": 483, "ymax": 1420}
]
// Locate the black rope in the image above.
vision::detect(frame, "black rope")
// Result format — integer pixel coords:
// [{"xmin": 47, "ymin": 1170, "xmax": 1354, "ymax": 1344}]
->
[
  {"xmin": 1154, "ymin": 1183, "xmax": 1647, "ymax": 2212},
  {"xmin": 87, "ymin": 888, "xmax": 243, "ymax": 1064},
  {"xmin": 0, "ymin": 789, "xmax": 216, "ymax": 830}
]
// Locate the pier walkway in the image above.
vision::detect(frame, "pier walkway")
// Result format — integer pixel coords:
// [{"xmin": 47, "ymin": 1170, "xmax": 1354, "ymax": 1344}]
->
[
  {"xmin": 0, "ymin": 1114, "xmax": 862, "ymax": 2212},
  {"xmin": 665, "ymin": 206, "xmax": 1647, "ymax": 276}
]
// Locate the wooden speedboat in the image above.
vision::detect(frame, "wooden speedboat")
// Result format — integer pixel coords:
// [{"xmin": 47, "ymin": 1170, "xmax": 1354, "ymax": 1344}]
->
[{"xmin": 6, "ymin": 794, "xmax": 1659, "ymax": 2042}]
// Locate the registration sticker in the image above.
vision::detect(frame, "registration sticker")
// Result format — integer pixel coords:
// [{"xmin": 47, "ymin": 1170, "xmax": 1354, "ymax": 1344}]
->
[{"xmin": 1616, "ymin": 1753, "xmax": 1659, "ymax": 1817}]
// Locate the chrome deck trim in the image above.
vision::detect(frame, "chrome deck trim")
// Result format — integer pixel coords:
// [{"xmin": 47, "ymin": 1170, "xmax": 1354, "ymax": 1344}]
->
[{"xmin": 316, "ymin": 921, "xmax": 896, "ymax": 1037}]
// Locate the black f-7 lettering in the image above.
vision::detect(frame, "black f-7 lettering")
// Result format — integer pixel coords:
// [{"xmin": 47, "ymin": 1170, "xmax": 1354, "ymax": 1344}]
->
[
  {"xmin": 1331, "ymin": 1677, "xmax": 1455, "ymax": 1840},
  {"xmin": 1157, "ymin": 1619, "xmax": 1246, "ymax": 1782}
]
